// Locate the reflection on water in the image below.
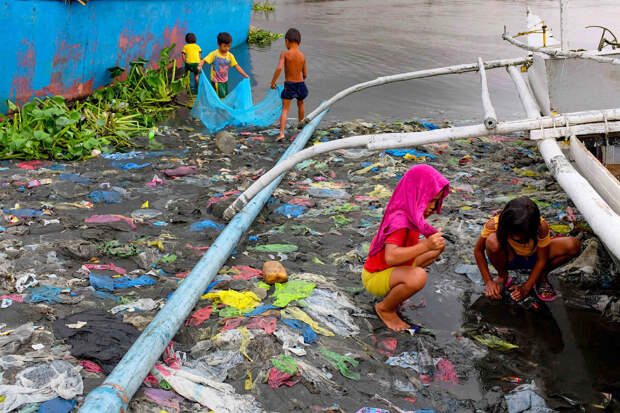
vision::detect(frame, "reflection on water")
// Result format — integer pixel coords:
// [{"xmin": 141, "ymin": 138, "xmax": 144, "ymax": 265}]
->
[{"xmin": 244, "ymin": 0, "xmax": 620, "ymax": 124}]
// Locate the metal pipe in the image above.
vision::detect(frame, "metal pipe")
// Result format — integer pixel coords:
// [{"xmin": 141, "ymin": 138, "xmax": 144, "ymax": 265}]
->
[
  {"xmin": 478, "ymin": 57, "xmax": 498, "ymax": 129},
  {"xmin": 78, "ymin": 110, "xmax": 329, "ymax": 413},
  {"xmin": 224, "ymin": 107, "xmax": 620, "ymax": 219},
  {"xmin": 503, "ymin": 32, "xmax": 620, "ymax": 65},
  {"xmin": 301, "ymin": 56, "xmax": 529, "ymax": 125},
  {"xmin": 506, "ymin": 64, "xmax": 620, "ymax": 259}
]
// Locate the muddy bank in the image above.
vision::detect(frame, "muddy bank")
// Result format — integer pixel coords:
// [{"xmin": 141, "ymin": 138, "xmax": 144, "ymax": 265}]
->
[{"xmin": 0, "ymin": 117, "xmax": 618, "ymax": 412}]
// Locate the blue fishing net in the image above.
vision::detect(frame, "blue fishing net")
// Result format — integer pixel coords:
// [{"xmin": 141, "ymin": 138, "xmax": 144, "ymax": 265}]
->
[{"xmin": 191, "ymin": 73, "xmax": 283, "ymax": 133}]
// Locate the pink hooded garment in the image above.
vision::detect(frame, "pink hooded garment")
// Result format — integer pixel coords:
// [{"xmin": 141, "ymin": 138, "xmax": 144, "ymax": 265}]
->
[{"xmin": 368, "ymin": 164, "xmax": 450, "ymax": 257}]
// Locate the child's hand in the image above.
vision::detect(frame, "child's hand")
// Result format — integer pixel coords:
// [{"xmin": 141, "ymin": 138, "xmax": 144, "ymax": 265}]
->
[
  {"xmin": 510, "ymin": 284, "xmax": 530, "ymax": 301},
  {"xmin": 485, "ymin": 280, "xmax": 502, "ymax": 299},
  {"xmin": 270, "ymin": 82, "xmax": 277, "ymax": 89},
  {"xmin": 425, "ymin": 229, "xmax": 445, "ymax": 251}
]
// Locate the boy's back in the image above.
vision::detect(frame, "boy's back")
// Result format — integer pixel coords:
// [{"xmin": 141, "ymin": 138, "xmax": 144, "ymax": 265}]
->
[{"xmin": 283, "ymin": 47, "xmax": 305, "ymax": 82}]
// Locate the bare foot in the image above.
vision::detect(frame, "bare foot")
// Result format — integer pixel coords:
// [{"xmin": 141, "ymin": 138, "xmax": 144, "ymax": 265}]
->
[
  {"xmin": 376, "ymin": 302, "xmax": 410, "ymax": 331},
  {"xmin": 275, "ymin": 135, "xmax": 285, "ymax": 142}
]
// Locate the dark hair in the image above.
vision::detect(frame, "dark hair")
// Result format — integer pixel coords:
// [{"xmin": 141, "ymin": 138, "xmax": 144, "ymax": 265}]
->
[
  {"xmin": 497, "ymin": 197, "xmax": 540, "ymax": 252},
  {"xmin": 217, "ymin": 32, "xmax": 232, "ymax": 45},
  {"xmin": 185, "ymin": 33, "xmax": 196, "ymax": 43},
  {"xmin": 285, "ymin": 28, "xmax": 301, "ymax": 44}
]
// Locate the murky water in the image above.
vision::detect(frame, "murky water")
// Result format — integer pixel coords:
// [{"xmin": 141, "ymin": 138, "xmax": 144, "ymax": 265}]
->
[{"xmin": 231, "ymin": 0, "xmax": 620, "ymax": 124}]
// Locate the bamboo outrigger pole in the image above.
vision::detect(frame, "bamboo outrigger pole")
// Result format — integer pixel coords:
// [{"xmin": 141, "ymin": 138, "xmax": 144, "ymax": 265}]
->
[
  {"xmin": 478, "ymin": 57, "xmax": 498, "ymax": 130},
  {"xmin": 502, "ymin": 31, "xmax": 620, "ymax": 65},
  {"xmin": 301, "ymin": 56, "xmax": 529, "ymax": 125}
]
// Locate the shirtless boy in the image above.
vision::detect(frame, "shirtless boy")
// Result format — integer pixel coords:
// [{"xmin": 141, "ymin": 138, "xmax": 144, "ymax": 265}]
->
[{"xmin": 270, "ymin": 28, "xmax": 307, "ymax": 141}]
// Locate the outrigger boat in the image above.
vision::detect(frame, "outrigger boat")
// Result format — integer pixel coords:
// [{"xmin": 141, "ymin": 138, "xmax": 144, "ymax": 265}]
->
[{"xmin": 79, "ymin": 1, "xmax": 619, "ymax": 411}]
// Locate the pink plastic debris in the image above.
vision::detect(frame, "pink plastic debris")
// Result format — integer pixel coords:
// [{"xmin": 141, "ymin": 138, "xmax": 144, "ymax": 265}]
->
[
  {"xmin": 220, "ymin": 316, "xmax": 277, "ymax": 334},
  {"xmin": 163, "ymin": 342, "xmax": 181, "ymax": 369},
  {"xmin": 82, "ymin": 263, "xmax": 127, "ymax": 275},
  {"xmin": 143, "ymin": 374, "xmax": 159, "ymax": 387},
  {"xmin": 146, "ymin": 175, "xmax": 164, "ymax": 187},
  {"xmin": 372, "ymin": 336, "xmax": 397, "ymax": 357},
  {"xmin": 268, "ymin": 367, "xmax": 301, "ymax": 388},
  {"xmin": 144, "ymin": 388, "xmax": 184, "ymax": 412},
  {"xmin": 163, "ymin": 166, "xmax": 198, "ymax": 178},
  {"xmin": 78, "ymin": 360, "xmax": 103, "ymax": 373},
  {"xmin": 206, "ymin": 190, "xmax": 240, "ymax": 208},
  {"xmin": 288, "ymin": 198, "xmax": 315, "ymax": 207},
  {"xmin": 85, "ymin": 214, "xmax": 136, "ymax": 230},
  {"xmin": 0, "ymin": 294, "xmax": 24, "ymax": 303},
  {"xmin": 17, "ymin": 160, "xmax": 52, "ymax": 170},
  {"xmin": 231, "ymin": 265, "xmax": 262, "ymax": 280},
  {"xmin": 435, "ymin": 358, "xmax": 459, "ymax": 384},
  {"xmin": 185, "ymin": 306, "xmax": 213, "ymax": 327},
  {"xmin": 354, "ymin": 195, "xmax": 379, "ymax": 202}
]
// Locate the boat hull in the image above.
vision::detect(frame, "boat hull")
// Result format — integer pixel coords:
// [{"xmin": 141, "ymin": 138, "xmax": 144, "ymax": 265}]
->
[{"xmin": 0, "ymin": 0, "xmax": 252, "ymax": 112}]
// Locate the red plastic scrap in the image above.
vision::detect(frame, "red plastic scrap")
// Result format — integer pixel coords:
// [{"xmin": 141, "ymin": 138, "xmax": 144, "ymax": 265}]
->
[
  {"xmin": 231, "ymin": 265, "xmax": 263, "ymax": 280},
  {"xmin": 83, "ymin": 263, "xmax": 127, "ymax": 274},
  {"xmin": 78, "ymin": 360, "xmax": 103, "ymax": 373},
  {"xmin": 220, "ymin": 316, "xmax": 277, "ymax": 334},
  {"xmin": 186, "ymin": 306, "xmax": 213, "ymax": 327},
  {"xmin": 288, "ymin": 197, "xmax": 315, "ymax": 207},
  {"xmin": 372, "ymin": 335, "xmax": 397, "ymax": 357},
  {"xmin": 163, "ymin": 166, "xmax": 198, "ymax": 178},
  {"xmin": 143, "ymin": 373, "xmax": 159, "ymax": 387},
  {"xmin": 435, "ymin": 358, "xmax": 459, "ymax": 384},
  {"xmin": 17, "ymin": 160, "xmax": 52, "ymax": 170},
  {"xmin": 267, "ymin": 367, "xmax": 302, "ymax": 388}
]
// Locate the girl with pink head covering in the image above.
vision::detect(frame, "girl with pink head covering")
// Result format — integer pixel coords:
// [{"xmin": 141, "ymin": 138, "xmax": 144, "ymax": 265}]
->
[{"xmin": 362, "ymin": 164, "xmax": 449, "ymax": 330}]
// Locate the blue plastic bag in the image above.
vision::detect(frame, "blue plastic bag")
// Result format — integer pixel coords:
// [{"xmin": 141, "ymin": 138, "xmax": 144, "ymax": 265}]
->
[
  {"xmin": 275, "ymin": 204, "xmax": 307, "ymax": 217},
  {"xmin": 191, "ymin": 74, "xmax": 283, "ymax": 133},
  {"xmin": 89, "ymin": 190, "xmax": 122, "ymax": 204},
  {"xmin": 89, "ymin": 273, "xmax": 156, "ymax": 291},
  {"xmin": 189, "ymin": 219, "xmax": 225, "ymax": 232},
  {"xmin": 25, "ymin": 286, "xmax": 63, "ymax": 304},
  {"xmin": 282, "ymin": 319, "xmax": 318, "ymax": 344},
  {"xmin": 60, "ymin": 173, "xmax": 91, "ymax": 184},
  {"xmin": 37, "ymin": 397, "xmax": 75, "ymax": 413},
  {"xmin": 2, "ymin": 208, "xmax": 43, "ymax": 217}
]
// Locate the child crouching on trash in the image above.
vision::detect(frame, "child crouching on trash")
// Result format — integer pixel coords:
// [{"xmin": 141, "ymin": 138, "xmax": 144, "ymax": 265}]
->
[
  {"xmin": 362, "ymin": 164, "xmax": 449, "ymax": 331},
  {"xmin": 473, "ymin": 197, "xmax": 580, "ymax": 302}
]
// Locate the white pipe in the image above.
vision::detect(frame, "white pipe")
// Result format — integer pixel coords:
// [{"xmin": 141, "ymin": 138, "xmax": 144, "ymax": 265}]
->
[
  {"xmin": 478, "ymin": 57, "xmax": 498, "ymax": 129},
  {"xmin": 507, "ymin": 64, "xmax": 620, "ymax": 260},
  {"xmin": 301, "ymin": 56, "xmax": 529, "ymax": 124},
  {"xmin": 223, "ymin": 107, "xmax": 620, "ymax": 219},
  {"xmin": 503, "ymin": 32, "xmax": 620, "ymax": 65},
  {"xmin": 560, "ymin": 0, "xmax": 569, "ymax": 51}
]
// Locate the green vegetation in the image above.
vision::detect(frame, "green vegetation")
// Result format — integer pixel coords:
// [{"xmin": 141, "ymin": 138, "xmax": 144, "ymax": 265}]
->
[
  {"xmin": 252, "ymin": 0, "xmax": 275, "ymax": 11},
  {"xmin": 0, "ymin": 44, "xmax": 188, "ymax": 161},
  {"xmin": 247, "ymin": 25, "xmax": 283, "ymax": 46}
]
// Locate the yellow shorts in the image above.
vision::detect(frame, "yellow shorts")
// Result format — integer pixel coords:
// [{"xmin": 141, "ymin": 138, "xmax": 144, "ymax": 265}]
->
[{"xmin": 361, "ymin": 267, "xmax": 395, "ymax": 297}]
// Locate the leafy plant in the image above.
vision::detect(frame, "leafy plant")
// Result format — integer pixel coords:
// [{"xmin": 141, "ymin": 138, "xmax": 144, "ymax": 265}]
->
[
  {"xmin": 253, "ymin": 0, "xmax": 274, "ymax": 11},
  {"xmin": 1, "ymin": 43, "xmax": 189, "ymax": 161},
  {"xmin": 248, "ymin": 25, "xmax": 283, "ymax": 46}
]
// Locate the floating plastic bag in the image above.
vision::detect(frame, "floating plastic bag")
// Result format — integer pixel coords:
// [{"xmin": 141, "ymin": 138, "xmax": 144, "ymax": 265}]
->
[{"xmin": 191, "ymin": 74, "xmax": 283, "ymax": 133}]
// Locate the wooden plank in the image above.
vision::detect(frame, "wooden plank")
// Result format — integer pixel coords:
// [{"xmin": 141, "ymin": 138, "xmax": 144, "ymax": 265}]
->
[
  {"xmin": 570, "ymin": 135, "xmax": 620, "ymax": 214},
  {"xmin": 530, "ymin": 121, "xmax": 620, "ymax": 140}
]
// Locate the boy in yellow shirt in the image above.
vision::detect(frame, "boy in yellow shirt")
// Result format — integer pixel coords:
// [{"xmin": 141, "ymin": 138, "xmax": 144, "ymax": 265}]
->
[
  {"xmin": 198, "ymin": 32, "xmax": 249, "ymax": 99},
  {"xmin": 181, "ymin": 33, "xmax": 201, "ymax": 93}
]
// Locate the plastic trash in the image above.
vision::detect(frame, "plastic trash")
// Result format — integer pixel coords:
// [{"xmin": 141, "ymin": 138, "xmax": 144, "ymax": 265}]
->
[
  {"xmin": 472, "ymin": 334, "xmax": 519, "ymax": 351},
  {"xmin": 281, "ymin": 319, "xmax": 318, "ymax": 344},
  {"xmin": 110, "ymin": 161, "xmax": 150, "ymax": 170},
  {"xmin": 98, "ymin": 241, "xmax": 140, "ymax": 257},
  {"xmin": 435, "ymin": 358, "xmax": 459, "ymax": 384},
  {"xmin": 15, "ymin": 274, "xmax": 39, "ymax": 293},
  {"xmin": 244, "ymin": 305, "xmax": 278, "ymax": 317},
  {"xmin": 249, "ymin": 244, "xmax": 299, "ymax": 253},
  {"xmin": 191, "ymin": 75, "xmax": 283, "ymax": 133},
  {"xmin": 17, "ymin": 160, "xmax": 53, "ymax": 170},
  {"xmin": 0, "ymin": 360, "xmax": 83, "ymax": 413},
  {"xmin": 273, "ymin": 327, "xmax": 306, "ymax": 356},
  {"xmin": 454, "ymin": 264, "xmax": 483, "ymax": 284},
  {"xmin": 150, "ymin": 362, "xmax": 263, "ymax": 413},
  {"xmin": 505, "ymin": 383, "xmax": 553, "ymax": 413},
  {"xmin": 2, "ymin": 209, "xmax": 43, "ymax": 217},
  {"xmin": 356, "ymin": 409, "xmax": 389, "ymax": 413},
  {"xmin": 24, "ymin": 286, "xmax": 63, "ymax": 304},
  {"xmin": 110, "ymin": 298, "xmax": 159, "ymax": 314},
  {"xmin": 36, "ymin": 397, "xmax": 75, "ymax": 413},
  {"xmin": 130, "ymin": 209, "xmax": 163, "ymax": 220},
  {"xmin": 144, "ymin": 388, "xmax": 184, "ymax": 412},
  {"xmin": 186, "ymin": 306, "xmax": 213, "ymax": 327},
  {"xmin": 189, "ymin": 219, "xmax": 225, "ymax": 232},
  {"xmin": 418, "ymin": 342, "xmax": 435, "ymax": 376},
  {"xmin": 267, "ymin": 367, "xmax": 301, "ymax": 389},
  {"xmin": 319, "ymin": 347, "xmax": 360, "ymax": 380},
  {"xmin": 202, "ymin": 290, "xmax": 261, "ymax": 311},
  {"xmin": 0, "ymin": 323, "xmax": 33, "ymax": 350},
  {"xmin": 304, "ymin": 289, "xmax": 360, "ymax": 336},
  {"xmin": 84, "ymin": 214, "xmax": 136, "ymax": 230},
  {"xmin": 271, "ymin": 354, "xmax": 298, "ymax": 375},
  {"xmin": 89, "ymin": 273, "xmax": 156, "ymax": 291},
  {"xmin": 386, "ymin": 351, "xmax": 421, "ymax": 373},
  {"xmin": 385, "ymin": 149, "xmax": 435, "ymax": 159},
  {"xmin": 262, "ymin": 261, "xmax": 288, "ymax": 285},
  {"xmin": 77, "ymin": 360, "xmax": 102, "ymax": 374},
  {"xmin": 230, "ymin": 265, "xmax": 263, "ymax": 281},
  {"xmin": 221, "ymin": 316, "xmax": 277, "ymax": 335},
  {"xmin": 271, "ymin": 280, "xmax": 315, "ymax": 307},
  {"xmin": 306, "ymin": 187, "xmax": 351, "ymax": 199},
  {"xmin": 59, "ymin": 173, "xmax": 91, "ymax": 184},
  {"xmin": 274, "ymin": 204, "xmax": 308, "ymax": 217},
  {"xmin": 281, "ymin": 307, "xmax": 334, "ymax": 336},
  {"xmin": 163, "ymin": 166, "xmax": 198, "ymax": 178},
  {"xmin": 81, "ymin": 263, "xmax": 126, "ymax": 275},
  {"xmin": 88, "ymin": 190, "xmax": 122, "ymax": 204}
]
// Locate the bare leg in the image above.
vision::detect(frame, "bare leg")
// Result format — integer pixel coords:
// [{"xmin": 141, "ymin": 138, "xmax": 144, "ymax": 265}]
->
[
  {"xmin": 414, "ymin": 246, "xmax": 443, "ymax": 268},
  {"xmin": 539, "ymin": 237, "xmax": 581, "ymax": 283},
  {"xmin": 277, "ymin": 99, "xmax": 292, "ymax": 141},
  {"xmin": 297, "ymin": 100, "xmax": 305, "ymax": 124},
  {"xmin": 485, "ymin": 233, "xmax": 511, "ymax": 286},
  {"xmin": 376, "ymin": 266, "xmax": 427, "ymax": 331},
  {"xmin": 194, "ymin": 73, "xmax": 200, "ymax": 90}
]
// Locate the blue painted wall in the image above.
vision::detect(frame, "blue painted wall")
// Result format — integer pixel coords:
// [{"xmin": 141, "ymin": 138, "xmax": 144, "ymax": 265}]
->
[{"xmin": 0, "ymin": 0, "xmax": 252, "ymax": 112}]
